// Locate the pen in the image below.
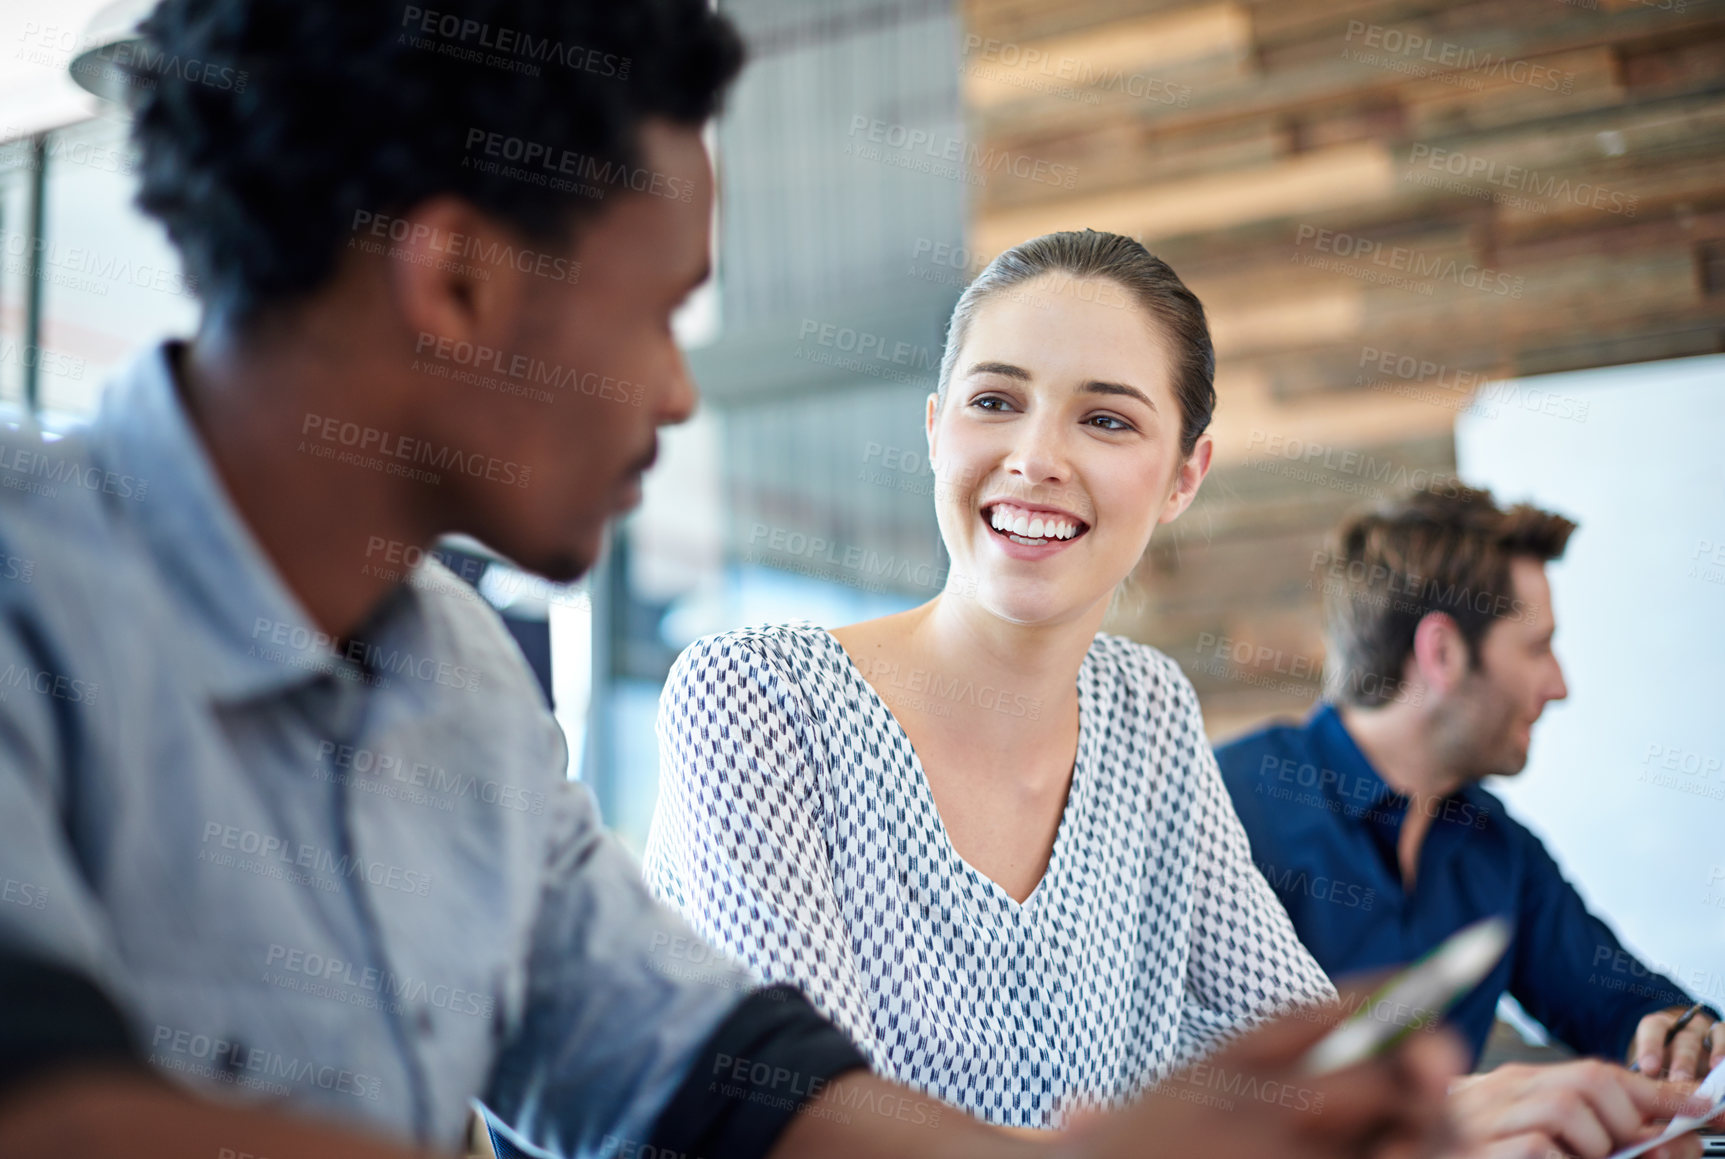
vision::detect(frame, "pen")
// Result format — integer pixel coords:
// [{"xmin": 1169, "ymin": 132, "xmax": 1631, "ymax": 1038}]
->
[
  {"xmin": 1668, "ymin": 1003, "xmax": 1708, "ymax": 1042},
  {"xmin": 1300, "ymin": 917, "xmax": 1511, "ymax": 1075},
  {"xmin": 1628, "ymin": 1002, "xmax": 1707, "ymax": 1074}
]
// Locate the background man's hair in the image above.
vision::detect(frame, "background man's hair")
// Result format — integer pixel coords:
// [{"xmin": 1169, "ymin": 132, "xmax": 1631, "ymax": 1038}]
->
[
  {"xmin": 1322, "ymin": 485, "xmax": 1576, "ymax": 707},
  {"xmin": 123, "ymin": 0, "xmax": 745, "ymax": 325}
]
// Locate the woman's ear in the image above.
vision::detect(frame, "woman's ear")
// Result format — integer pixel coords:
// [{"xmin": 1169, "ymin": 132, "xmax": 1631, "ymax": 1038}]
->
[
  {"xmin": 1159, "ymin": 432, "xmax": 1213, "ymax": 525},
  {"xmin": 924, "ymin": 391, "xmax": 940, "ymax": 465}
]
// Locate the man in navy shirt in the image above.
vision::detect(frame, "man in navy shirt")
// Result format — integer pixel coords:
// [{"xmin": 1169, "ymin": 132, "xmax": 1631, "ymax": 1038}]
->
[{"xmin": 1218, "ymin": 486, "xmax": 1720, "ymax": 1079}]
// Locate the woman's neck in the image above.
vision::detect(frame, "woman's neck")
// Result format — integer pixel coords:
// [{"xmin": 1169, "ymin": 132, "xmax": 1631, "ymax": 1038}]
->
[
  {"xmin": 830, "ymin": 587, "xmax": 1107, "ymax": 902},
  {"xmin": 921, "ymin": 588, "xmax": 1103, "ymax": 686},
  {"xmin": 865, "ymin": 587, "xmax": 1105, "ymax": 751}
]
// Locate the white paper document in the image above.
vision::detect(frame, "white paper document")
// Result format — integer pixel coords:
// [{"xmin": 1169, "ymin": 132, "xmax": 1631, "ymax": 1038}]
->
[{"xmin": 1605, "ymin": 1056, "xmax": 1725, "ymax": 1159}]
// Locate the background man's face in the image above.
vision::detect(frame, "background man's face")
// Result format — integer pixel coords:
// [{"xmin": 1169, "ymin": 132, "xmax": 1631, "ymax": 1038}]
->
[
  {"xmin": 430, "ymin": 119, "xmax": 713, "ymax": 583},
  {"xmin": 1438, "ymin": 557, "xmax": 1570, "ymax": 780}
]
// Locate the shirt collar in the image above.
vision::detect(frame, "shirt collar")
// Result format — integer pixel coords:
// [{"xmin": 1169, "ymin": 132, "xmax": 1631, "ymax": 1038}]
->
[
  {"xmin": 1307, "ymin": 701, "xmax": 1494, "ymax": 821},
  {"xmin": 90, "ymin": 340, "xmax": 352, "ymax": 704},
  {"xmin": 1308, "ymin": 701, "xmax": 1405, "ymax": 813}
]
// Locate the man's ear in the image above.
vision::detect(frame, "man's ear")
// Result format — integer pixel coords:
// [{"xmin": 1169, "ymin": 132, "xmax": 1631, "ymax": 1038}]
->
[
  {"xmin": 925, "ymin": 391, "xmax": 940, "ymax": 465},
  {"xmin": 384, "ymin": 196, "xmax": 525, "ymax": 353},
  {"xmin": 1410, "ymin": 612, "xmax": 1470, "ymax": 695},
  {"xmin": 1159, "ymin": 433, "xmax": 1214, "ymax": 525}
]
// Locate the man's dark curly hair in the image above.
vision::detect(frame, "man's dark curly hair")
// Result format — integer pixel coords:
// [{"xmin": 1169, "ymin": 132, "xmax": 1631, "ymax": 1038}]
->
[{"xmin": 122, "ymin": 0, "xmax": 744, "ymax": 324}]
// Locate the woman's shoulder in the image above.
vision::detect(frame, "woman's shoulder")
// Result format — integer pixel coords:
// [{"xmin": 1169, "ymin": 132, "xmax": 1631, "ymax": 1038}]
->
[
  {"xmin": 669, "ymin": 622, "xmax": 849, "ymax": 702},
  {"xmin": 1085, "ymin": 634, "xmax": 1213, "ymax": 795},
  {"xmin": 1086, "ymin": 631, "xmax": 1199, "ymax": 708},
  {"xmin": 675, "ymin": 620, "xmax": 835, "ymax": 662},
  {"xmin": 656, "ymin": 625, "xmax": 844, "ymax": 807}
]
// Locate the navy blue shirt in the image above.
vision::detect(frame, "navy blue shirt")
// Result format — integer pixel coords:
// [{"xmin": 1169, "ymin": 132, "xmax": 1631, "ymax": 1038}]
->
[{"xmin": 1216, "ymin": 704, "xmax": 1694, "ymax": 1066}]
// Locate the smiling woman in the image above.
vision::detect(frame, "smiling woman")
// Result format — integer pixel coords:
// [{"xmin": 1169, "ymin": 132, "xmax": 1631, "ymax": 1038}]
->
[
  {"xmin": 643, "ymin": 230, "xmax": 1341, "ymax": 1131},
  {"xmin": 924, "ymin": 231, "xmax": 1216, "ymax": 627}
]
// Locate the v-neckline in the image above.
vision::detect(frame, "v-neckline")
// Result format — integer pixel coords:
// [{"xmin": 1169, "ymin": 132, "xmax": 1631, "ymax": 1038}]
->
[{"xmin": 817, "ymin": 626, "xmax": 1094, "ymax": 917}]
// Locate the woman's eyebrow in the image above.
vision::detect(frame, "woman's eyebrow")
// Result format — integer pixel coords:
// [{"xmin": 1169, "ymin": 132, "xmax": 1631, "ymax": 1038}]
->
[
  {"xmin": 965, "ymin": 360, "xmax": 1030, "ymax": 380},
  {"xmin": 967, "ymin": 362, "xmax": 1159, "ymax": 414},
  {"xmin": 1083, "ymin": 380, "xmax": 1158, "ymax": 413}
]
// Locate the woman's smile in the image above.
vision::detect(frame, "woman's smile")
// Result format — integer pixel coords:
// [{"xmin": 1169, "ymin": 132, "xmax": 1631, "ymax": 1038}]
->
[{"xmin": 979, "ymin": 499, "xmax": 1091, "ymax": 559}]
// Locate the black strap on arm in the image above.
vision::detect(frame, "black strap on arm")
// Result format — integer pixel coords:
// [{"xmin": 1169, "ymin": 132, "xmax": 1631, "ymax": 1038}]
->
[
  {"xmin": 643, "ymin": 985, "xmax": 870, "ymax": 1159},
  {"xmin": 0, "ymin": 948, "xmax": 145, "ymax": 1105}
]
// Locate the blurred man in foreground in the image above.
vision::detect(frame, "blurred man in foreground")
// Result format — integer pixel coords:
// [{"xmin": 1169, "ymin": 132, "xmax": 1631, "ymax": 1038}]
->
[{"xmin": 0, "ymin": 2, "xmax": 1468, "ymax": 1158}]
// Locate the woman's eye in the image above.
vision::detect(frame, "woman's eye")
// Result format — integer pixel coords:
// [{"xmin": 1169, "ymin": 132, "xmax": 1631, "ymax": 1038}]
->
[
  {"xmin": 971, "ymin": 395, "xmax": 1013, "ymax": 412},
  {"xmin": 1088, "ymin": 414, "xmax": 1132, "ymax": 432}
]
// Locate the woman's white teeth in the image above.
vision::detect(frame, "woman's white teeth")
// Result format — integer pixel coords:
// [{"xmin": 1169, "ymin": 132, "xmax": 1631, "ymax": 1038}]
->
[{"xmin": 989, "ymin": 505, "xmax": 1080, "ymax": 541}]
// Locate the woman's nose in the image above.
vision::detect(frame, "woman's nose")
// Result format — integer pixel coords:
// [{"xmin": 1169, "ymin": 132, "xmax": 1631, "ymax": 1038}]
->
[{"xmin": 1003, "ymin": 421, "xmax": 1071, "ymax": 485}]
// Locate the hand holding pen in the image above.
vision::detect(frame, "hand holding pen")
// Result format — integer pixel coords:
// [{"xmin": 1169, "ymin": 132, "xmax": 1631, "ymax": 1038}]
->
[{"xmin": 1630, "ymin": 1003, "xmax": 1723, "ymax": 1083}]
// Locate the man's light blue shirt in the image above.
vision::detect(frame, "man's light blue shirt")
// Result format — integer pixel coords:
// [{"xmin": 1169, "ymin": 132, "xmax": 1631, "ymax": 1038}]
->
[{"xmin": 0, "ymin": 342, "xmax": 752, "ymax": 1154}]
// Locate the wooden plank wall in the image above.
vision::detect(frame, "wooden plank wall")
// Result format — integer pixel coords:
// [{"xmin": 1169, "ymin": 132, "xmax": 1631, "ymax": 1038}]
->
[{"xmin": 961, "ymin": 0, "xmax": 1725, "ymax": 738}]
